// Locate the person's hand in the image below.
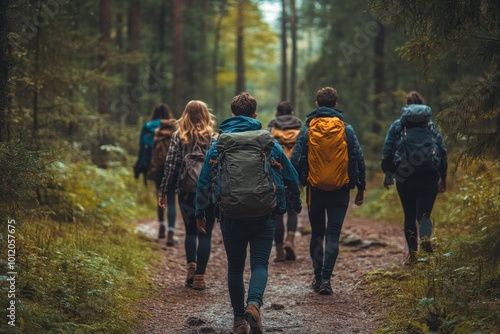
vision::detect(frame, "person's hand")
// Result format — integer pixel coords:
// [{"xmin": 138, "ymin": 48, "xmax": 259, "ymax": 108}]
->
[
  {"xmin": 438, "ymin": 179, "xmax": 446, "ymax": 193},
  {"xmin": 292, "ymin": 202, "xmax": 302, "ymax": 214},
  {"xmin": 197, "ymin": 218, "xmax": 207, "ymax": 234},
  {"xmin": 157, "ymin": 195, "xmax": 166, "ymax": 209},
  {"xmin": 383, "ymin": 173, "xmax": 394, "ymax": 189},
  {"xmin": 354, "ymin": 190, "xmax": 364, "ymax": 206}
]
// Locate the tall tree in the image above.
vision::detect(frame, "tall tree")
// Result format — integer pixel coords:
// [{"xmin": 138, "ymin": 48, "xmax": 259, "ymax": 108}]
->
[
  {"xmin": 280, "ymin": 0, "xmax": 287, "ymax": 101},
  {"xmin": 158, "ymin": 0, "xmax": 168, "ymax": 101},
  {"xmin": 235, "ymin": 0, "xmax": 245, "ymax": 94},
  {"xmin": 98, "ymin": 0, "xmax": 111, "ymax": 115},
  {"xmin": 0, "ymin": 0, "xmax": 9, "ymax": 141},
  {"xmin": 212, "ymin": 0, "xmax": 228, "ymax": 114},
  {"xmin": 373, "ymin": 20, "xmax": 385, "ymax": 134},
  {"xmin": 173, "ymin": 0, "xmax": 184, "ymax": 115},
  {"xmin": 290, "ymin": 0, "xmax": 297, "ymax": 106},
  {"xmin": 126, "ymin": 0, "xmax": 141, "ymax": 125}
]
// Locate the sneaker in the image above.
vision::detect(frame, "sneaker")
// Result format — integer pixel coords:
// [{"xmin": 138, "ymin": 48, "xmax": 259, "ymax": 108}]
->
[
  {"xmin": 244, "ymin": 304, "xmax": 263, "ymax": 334},
  {"xmin": 311, "ymin": 277, "xmax": 321, "ymax": 292},
  {"xmin": 318, "ymin": 279, "xmax": 333, "ymax": 295},
  {"xmin": 232, "ymin": 318, "xmax": 249, "ymax": 334},
  {"xmin": 192, "ymin": 274, "xmax": 206, "ymax": 290},
  {"xmin": 158, "ymin": 224, "xmax": 166, "ymax": 239},
  {"xmin": 185, "ymin": 262, "xmax": 196, "ymax": 287},
  {"xmin": 166, "ymin": 231, "xmax": 174, "ymax": 246}
]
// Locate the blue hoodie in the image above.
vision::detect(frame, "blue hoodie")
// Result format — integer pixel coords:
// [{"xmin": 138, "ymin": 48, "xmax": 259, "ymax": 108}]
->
[
  {"xmin": 195, "ymin": 115, "xmax": 302, "ymax": 220},
  {"xmin": 290, "ymin": 106, "xmax": 366, "ymax": 191}
]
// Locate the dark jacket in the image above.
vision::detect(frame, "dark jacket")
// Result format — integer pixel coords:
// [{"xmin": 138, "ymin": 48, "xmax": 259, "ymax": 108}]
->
[
  {"xmin": 195, "ymin": 115, "xmax": 302, "ymax": 219},
  {"xmin": 290, "ymin": 106, "xmax": 366, "ymax": 191},
  {"xmin": 381, "ymin": 104, "xmax": 448, "ymax": 181}
]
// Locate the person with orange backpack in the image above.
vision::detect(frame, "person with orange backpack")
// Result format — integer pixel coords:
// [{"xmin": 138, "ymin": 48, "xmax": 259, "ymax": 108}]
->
[
  {"xmin": 134, "ymin": 103, "xmax": 177, "ymax": 244},
  {"xmin": 291, "ymin": 87, "xmax": 366, "ymax": 295},
  {"xmin": 266, "ymin": 101, "xmax": 302, "ymax": 262}
]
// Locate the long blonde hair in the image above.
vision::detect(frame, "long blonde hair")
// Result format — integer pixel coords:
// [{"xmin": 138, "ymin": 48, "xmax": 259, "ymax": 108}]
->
[{"xmin": 177, "ymin": 100, "xmax": 215, "ymax": 146}]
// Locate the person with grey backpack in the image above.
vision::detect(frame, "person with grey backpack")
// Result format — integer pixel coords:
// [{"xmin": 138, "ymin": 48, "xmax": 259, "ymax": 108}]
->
[
  {"xmin": 381, "ymin": 91, "xmax": 448, "ymax": 265},
  {"xmin": 158, "ymin": 100, "xmax": 216, "ymax": 290},
  {"xmin": 195, "ymin": 92, "xmax": 302, "ymax": 334}
]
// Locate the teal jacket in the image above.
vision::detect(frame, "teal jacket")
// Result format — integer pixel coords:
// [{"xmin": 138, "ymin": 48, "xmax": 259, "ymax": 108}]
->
[
  {"xmin": 195, "ymin": 116, "xmax": 302, "ymax": 220},
  {"xmin": 290, "ymin": 106, "xmax": 366, "ymax": 191}
]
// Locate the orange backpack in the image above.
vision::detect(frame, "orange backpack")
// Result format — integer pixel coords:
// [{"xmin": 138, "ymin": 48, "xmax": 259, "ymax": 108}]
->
[
  {"xmin": 307, "ymin": 117, "xmax": 349, "ymax": 190},
  {"xmin": 270, "ymin": 127, "xmax": 300, "ymax": 159}
]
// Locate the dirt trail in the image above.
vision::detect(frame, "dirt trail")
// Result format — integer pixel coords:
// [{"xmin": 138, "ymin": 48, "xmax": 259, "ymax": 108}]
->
[{"xmin": 133, "ymin": 204, "xmax": 406, "ymax": 334}]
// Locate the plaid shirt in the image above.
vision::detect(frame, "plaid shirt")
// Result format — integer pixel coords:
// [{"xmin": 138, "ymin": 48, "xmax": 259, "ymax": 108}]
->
[{"xmin": 158, "ymin": 131, "xmax": 213, "ymax": 196}]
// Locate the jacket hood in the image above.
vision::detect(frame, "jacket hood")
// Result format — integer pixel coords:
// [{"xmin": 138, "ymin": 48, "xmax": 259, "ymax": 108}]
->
[
  {"xmin": 268, "ymin": 115, "xmax": 303, "ymax": 130},
  {"xmin": 305, "ymin": 106, "xmax": 344, "ymax": 125},
  {"xmin": 219, "ymin": 115, "xmax": 262, "ymax": 133},
  {"xmin": 401, "ymin": 104, "xmax": 432, "ymax": 116}
]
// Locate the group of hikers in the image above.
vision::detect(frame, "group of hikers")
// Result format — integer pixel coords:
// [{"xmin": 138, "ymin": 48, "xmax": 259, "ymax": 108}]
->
[{"xmin": 134, "ymin": 87, "xmax": 448, "ymax": 334}]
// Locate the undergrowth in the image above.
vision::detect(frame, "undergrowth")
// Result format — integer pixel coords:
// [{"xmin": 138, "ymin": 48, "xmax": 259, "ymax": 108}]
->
[
  {"xmin": 0, "ymin": 141, "xmax": 160, "ymax": 334},
  {"xmin": 358, "ymin": 162, "xmax": 500, "ymax": 333}
]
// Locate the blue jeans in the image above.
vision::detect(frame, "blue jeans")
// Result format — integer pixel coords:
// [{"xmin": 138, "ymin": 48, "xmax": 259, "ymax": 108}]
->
[
  {"xmin": 220, "ymin": 215, "xmax": 276, "ymax": 318},
  {"xmin": 396, "ymin": 172, "xmax": 439, "ymax": 254},
  {"xmin": 307, "ymin": 186, "xmax": 350, "ymax": 280},
  {"xmin": 178, "ymin": 192, "xmax": 216, "ymax": 274}
]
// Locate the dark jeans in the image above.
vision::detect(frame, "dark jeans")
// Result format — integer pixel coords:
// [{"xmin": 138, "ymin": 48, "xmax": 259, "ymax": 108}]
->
[
  {"xmin": 178, "ymin": 192, "xmax": 216, "ymax": 274},
  {"xmin": 308, "ymin": 186, "xmax": 350, "ymax": 280},
  {"xmin": 274, "ymin": 205, "xmax": 298, "ymax": 244},
  {"xmin": 155, "ymin": 170, "xmax": 176, "ymax": 230},
  {"xmin": 396, "ymin": 172, "xmax": 439, "ymax": 254},
  {"xmin": 220, "ymin": 215, "xmax": 276, "ymax": 318}
]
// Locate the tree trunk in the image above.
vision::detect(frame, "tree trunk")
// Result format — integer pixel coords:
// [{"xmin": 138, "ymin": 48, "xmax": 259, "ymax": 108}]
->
[
  {"xmin": 290, "ymin": 0, "xmax": 297, "ymax": 106},
  {"xmin": 212, "ymin": 1, "xmax": 227, "ymax": 116},
  {"xmin": 0, "ymin": 0, "xmax": 9, "ymax": 142},
  {"xmin": 98, "ymin": 0, "xmax": 111, "ymax": 115},
  {"xmin": 280, "ymin": 0, "xmax": 287, "ymax": 102},
  {"xmin": 158, "ymin": 0, "xmax": 168, "ymax": 101},
  {"xmin": 235, "ymin": 0, "xmax": 245, "ymax": 95},
  {"xmin": 126, "ymin": 0, "xmax": 140, "ymax": 125},
  {"xmin": 373, "ymin": 20, "xmax": 385, "ymax": 134},
  {"xmin": 173, "ymin": 0, "xmax": 184, "ymax": 116}
]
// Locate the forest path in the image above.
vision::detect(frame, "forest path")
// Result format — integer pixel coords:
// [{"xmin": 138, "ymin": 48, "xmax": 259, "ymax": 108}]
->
[{"xmin": 133, "ymin": 204, "xmax": 406, "ymax": 334}]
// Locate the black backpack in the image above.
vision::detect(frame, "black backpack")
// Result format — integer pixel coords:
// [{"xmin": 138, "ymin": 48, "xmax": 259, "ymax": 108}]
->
[{"xmin": 178, "ymin": 142, "xmax": 210, "ymax": 193}]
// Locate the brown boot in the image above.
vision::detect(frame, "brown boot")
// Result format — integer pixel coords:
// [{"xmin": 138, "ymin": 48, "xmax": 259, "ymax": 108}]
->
[
  {"xmin": 185, "ymin": 262, "xmax": 196, "ymax": 287},
  {"xmin": 166, "ymin": 231, "xmax": 174, "ymax": 246},
  {"xmin": 284, "ymin": 231, "xmax": 296, "ymax": 261},
  {"xmin": 232, "ymin": 318, "xmax": 249, "ymax": 334},
  {"xmin": 244, "ymin": 304, "xmax": 263, "ymax": 334},
  {"xmin": 273, "ymin": 243, "xmax": 285, "ymax": 262},
  {"xmin": 192, "ymin": 274, "xmax": 206, "ymax": 290}
]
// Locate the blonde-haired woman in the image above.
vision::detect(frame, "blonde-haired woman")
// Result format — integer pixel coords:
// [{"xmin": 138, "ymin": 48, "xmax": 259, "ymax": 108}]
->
[{"xmin": 158, "ymin": 100, "xmax": 216, "ymax": 290}]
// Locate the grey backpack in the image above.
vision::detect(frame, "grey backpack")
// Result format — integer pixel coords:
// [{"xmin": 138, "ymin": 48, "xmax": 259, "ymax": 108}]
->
[
  {"xmin": 178, "ymin": 143, "xmax": 208, "ymax": 193},
  {"xmin": 215, "ymin": 130, "xmax": 277, "ymax": 220}
]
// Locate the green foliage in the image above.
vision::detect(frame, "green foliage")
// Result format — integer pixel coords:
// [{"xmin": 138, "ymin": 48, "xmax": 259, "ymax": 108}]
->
[{"xmin": 362, "ymin": 162, "xmax": 500, "ymax": 333}]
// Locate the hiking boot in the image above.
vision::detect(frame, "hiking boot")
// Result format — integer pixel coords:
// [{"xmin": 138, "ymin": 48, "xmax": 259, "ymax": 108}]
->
[
  {"xmin": 244, "ymin": 304, "xmax": 263, "ymax": 334},
  {"xmin": 284, "ymin": 231, "xmax": 296, "ymax": 261},
  {"xmin": 311, "ymin": 277, "xmax": 321, "ymax": 292},
  {"xmin": 166, "ymin": 231, "xmax": 174, "ymax": 246},
  {"xmin": 421, "ymin": 240, "xmax": 433, "ymax": 253},
  {"xmin": 404, "ymin": 252, "xmax": 418, "ymax": 266},
  {"xmin": 232, "ymin": 318, "xmax": 249, "ymax": 334},
  {"xmin": 192, "ymin": 274, "xmax": 206, "ymax": 290},
  {"xmin": 185, "ymin": 262, "xmax": 196, "ymax": 287},
  {"xmin": 273, "ymin": 243, "xmax": 286, "ymax": 262},
  {"xmin": 158, "ymin": 224, "xmax": 166, "ymax": 239},
  {"xmin": 318, "ymin": 279, "xmax": 333, "ymax": 295}
]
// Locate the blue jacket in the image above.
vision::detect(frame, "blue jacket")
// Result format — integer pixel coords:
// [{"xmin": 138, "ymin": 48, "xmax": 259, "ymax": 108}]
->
[
  {"xmin": 381, "ymin": 104, "xmax": 448, "ymax": 180},
  {"xmin": 195, "ymin": 115, "xmax": 302, "ymax": 219},
  {"xmin": 291, "ymin": 106, "xmax": 366, "ymax": 191}
]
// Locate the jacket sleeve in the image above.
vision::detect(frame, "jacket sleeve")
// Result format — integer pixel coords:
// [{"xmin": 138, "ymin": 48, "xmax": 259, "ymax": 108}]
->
[
  {"xmin": 290, "ymin": 125, "xmax": 309, "ymax": 186},
  {"xmin": 345, "ymin": 124, "xmax": 366, "ymax": 191},
  {"xmin": 381, "ymin": 120, "xmax": 399, "ymax": 173},
  {"xmin": 432, "ymin": 124, "xmax": 448, "ymax": 181},
  {"xmin": 159, "ymin": 132, "xmax": 182, "ymax": 195},
  {"xmin": 278, "ymin": 147, "xmax": 302, "ymax": 212},
  {"xmin": 195, "ymin": 142, "xmax": 217, "ymax": 220}
]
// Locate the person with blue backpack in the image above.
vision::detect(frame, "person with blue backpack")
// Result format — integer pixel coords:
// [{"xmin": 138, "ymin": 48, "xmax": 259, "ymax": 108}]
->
[
  {"xmin": 134, "ymin": 103, "xmax": 177, "ymax": 244},
  {"xmin": 381, "ymin": 91, "xmax": 448, "ymax": 265},
  {"xmin": 195, "ymin": 92, "xmax": 302, "ymax": 334}
]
